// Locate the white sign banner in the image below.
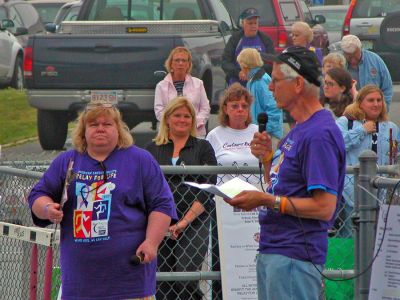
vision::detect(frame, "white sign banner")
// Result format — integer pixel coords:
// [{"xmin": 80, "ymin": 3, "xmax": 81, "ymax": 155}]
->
[
  {"xmin": 369, "ymin": 204, "xmax": 400, "ymax": 300},
  {"xmin": 216, "ymin": 195, "xmax": 260, "ymax": 299}
]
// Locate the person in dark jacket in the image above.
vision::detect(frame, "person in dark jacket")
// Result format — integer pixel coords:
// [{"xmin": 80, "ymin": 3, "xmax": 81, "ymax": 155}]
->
[
  {"xmin": 146, "ymin": 96, "xmax": 217, "ymax": 300},
  {"xmin": 221, "ymin": 7, "xmax": 275, "ymax": 86}
]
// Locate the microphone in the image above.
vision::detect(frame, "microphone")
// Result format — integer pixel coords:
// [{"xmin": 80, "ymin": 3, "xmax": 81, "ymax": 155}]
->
[
  {"xmin": 257, "ymin": 113, "xmax": 268, "ymax": 168},
  {"xmin": 129, "ymin": 253, "xmax": 144, "ymax": 266},
  {"xmin": 257, "ymin": 113, "xmax": 268, "ymax": 133}
]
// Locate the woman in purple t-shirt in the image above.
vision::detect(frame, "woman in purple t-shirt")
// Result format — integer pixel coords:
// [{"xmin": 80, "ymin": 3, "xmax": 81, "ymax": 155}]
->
[{"xmin": 28, "ymin": 102, "xmax": 177, "ymax": 300}]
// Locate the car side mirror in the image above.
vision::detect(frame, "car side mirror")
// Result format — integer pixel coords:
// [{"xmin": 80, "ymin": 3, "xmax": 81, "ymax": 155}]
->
[
  {"xmin": 219, "ymin": 21, "xmax": 230, "ymax": 35},
  {"xmin": 45, "ymin": 23, "xmax": 57, "ymax": 33},
  {"xmin": 0, "ymin": 19, "xmax": 15, "ymax": 30},
  {"xmin": 154, "ymin": 70, "xmax": 167, "ymax": 80},
  {"xmin": 14, "ymin": 27, "xmax": 28, "ymax": 36},
  {"xmin": 313, "ymin": 15, "xmax": 326, "ymax": 25}
]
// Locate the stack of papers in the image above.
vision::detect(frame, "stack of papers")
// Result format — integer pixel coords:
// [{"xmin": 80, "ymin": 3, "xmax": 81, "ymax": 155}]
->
[{"xmin": 184, "ymin": 177, "xmax": 259, "ymax": 199}]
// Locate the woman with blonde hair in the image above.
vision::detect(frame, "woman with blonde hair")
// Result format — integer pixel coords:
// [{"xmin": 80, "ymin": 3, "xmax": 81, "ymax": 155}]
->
[
  {"xmin": 322, "ymin": 52, "xmax": 346, "ymax": 74},
  {"xmin": 237, "ymin": 48, "xmax": 283, "ymax": 142},
  {"xmin": 291, "ymin": 21, "xmax": 323, "ymax": 63},
  {"xmin": 154, "ymin": 46, "xmax": 210, "ymax": 138},
  {"xmin": 146, "ymin": 97, "xmax": 217, "ymax": 300},
  {"xmin": 335, "ymin": 85, "xmax": 399, "ymax": 237},
  {"xmin": 28, "ymin": 101, "xmax": 177, "ymax": 299}
]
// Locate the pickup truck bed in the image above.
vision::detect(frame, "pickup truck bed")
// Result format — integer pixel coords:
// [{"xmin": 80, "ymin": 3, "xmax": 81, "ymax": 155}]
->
[{"xmin": 25, "ymin": 18, "xmax": 230, "ymax": 149}]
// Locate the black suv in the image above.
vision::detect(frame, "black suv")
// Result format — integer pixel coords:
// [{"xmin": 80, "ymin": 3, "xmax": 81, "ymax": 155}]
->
[{"xmin": 0, "ymin": 0, "xmax": 44, "ymax": 47}]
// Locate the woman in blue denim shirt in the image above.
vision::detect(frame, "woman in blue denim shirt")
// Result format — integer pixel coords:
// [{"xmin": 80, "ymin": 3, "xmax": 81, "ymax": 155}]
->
[{"xmin": 336, "ymin": 85, "xmax": 400, "ymax": 237}]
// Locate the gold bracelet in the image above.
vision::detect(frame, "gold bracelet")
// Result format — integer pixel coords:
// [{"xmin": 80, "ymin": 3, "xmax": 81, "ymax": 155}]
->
[{"xmin": 273, "ymin": 196, "xmax": 281, "ymax": 213}]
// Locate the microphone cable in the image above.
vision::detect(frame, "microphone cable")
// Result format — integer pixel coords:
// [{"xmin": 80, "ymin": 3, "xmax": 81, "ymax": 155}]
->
[
  {"xmin": 287, "ymin": 179, "xmax": 400, "ymax": 282},
  {"xmin": 259, "ymin": 162, "xmax": 265, "ymax": 193}
]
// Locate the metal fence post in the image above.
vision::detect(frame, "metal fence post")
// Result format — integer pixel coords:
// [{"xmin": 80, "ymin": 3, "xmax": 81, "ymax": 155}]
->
[
  {"xmin": 357, "ymin": 151, "xmax": 377, "ymax": 300},
  {"xmin": 353, "ymin": 165, "xmax": 360, "ymax": 300}
]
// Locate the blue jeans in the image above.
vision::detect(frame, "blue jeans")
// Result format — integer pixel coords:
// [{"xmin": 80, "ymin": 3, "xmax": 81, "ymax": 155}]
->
[{"xmin": 257, "ymin": 253, "xmax": 324, "ymax": 300}]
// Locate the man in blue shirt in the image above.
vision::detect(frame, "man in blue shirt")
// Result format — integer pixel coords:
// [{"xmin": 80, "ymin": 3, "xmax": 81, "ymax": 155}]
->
[
  {"xmin": 228, "ymin": 46, "xmax": 346, "ymax": 300},
  {"xmin": 341, "ymin": 34, "xmax": 393, "ymax": 110}
]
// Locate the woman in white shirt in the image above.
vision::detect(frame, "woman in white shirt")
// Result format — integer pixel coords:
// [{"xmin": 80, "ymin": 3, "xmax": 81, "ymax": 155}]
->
[{"xmin": 206, "ymin": 83, "xmax": 261, "ymax": 184}]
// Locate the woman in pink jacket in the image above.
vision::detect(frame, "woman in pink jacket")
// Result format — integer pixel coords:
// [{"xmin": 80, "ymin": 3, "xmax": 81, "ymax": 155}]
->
[{"xmin": 154, "ymin": 46, "xmax": 210, "ymax": 138}]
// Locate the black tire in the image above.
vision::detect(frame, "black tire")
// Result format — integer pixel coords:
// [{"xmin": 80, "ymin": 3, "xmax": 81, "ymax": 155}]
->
[
  {"xmin": 37, "ymin": 110, "xmax": 68, "ymax": 150},
  {"xmin": 10, "ymin": 56, "xmax": 24, "ymax": 90}
]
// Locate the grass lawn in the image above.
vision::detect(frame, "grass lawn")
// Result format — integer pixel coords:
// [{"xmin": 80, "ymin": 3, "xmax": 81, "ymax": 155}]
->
[{"xmin": 0, "ymin": 88, "xmax": 37, "ymax": 145}]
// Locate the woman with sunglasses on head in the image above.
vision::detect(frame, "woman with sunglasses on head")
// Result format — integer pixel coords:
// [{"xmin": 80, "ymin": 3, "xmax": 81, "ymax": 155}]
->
[
  {"xmin": 206, "ymin": 83, "xmax": 266, "ymax": 183},
  {"xmin": 28, "ymin": 101, "xmax": 177, "ymax": 300},
  {"xmin": 154, "ymin": 46, "xmax": 211, "ymax": 138},
  {"xmin": 336, "ymin": 85, "xmax": 400, "ymax": 237},
  {"xmin": 146, "ymin": 97, "xmax": 217, "ymax": 300},
  {"xmin": 323, "ymin": 67, "xmax": 355, "ymax": 118}
]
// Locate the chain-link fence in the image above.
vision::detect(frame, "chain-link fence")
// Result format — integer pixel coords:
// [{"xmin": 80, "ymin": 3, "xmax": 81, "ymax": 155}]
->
[{"xmin": 1, "ymin": 159, "xmax": 398, "ymax": 299}]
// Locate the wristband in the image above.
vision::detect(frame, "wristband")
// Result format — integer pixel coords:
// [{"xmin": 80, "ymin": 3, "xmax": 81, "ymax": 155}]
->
[
  {"xmin": 280, "ymin": 197, "xmax": 288, "ymax": 214},
  {"xmin": 273, "ymin": 196, "xmax": 281, "ymax": 213},
  {"xmin": 262, "ymin": 151, "xmax": 274, "ymax": 164}
]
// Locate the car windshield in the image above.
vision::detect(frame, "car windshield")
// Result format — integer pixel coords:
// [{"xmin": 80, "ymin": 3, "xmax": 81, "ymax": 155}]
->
[
  {"xmin": 64, "ymin": 5, "xmax": 80, "ymax": 21},
  {"xmin": 221, "ymin": 0, "xmax": 276, "ymax": 26},
  {"xmin": 314, "ymin": 9, "xmax": 346, "ymax": 31},
  {"xmin": 353, "ymin": 0, "xmax": 400, "ymax": 18},
  {"xmin": 85, "ymin": 0, "xmax": 204, "ymax": 21},
  {"xmin": 32, "ymin": 3, "xmax": 66, "ymax": 23}
]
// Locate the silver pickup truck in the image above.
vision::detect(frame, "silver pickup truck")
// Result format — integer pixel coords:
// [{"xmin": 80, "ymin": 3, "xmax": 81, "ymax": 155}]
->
[{"xmin": 24, "ymin": 0, "xmax": 234, "ymax": 150}]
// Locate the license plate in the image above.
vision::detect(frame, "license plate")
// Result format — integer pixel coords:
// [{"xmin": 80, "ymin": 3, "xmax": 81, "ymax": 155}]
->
[
  {"xmin": 90, "ymin": 90, "xmax": 119, "ymax": 104},
  {"xmin": 361, "ymin": 40, "xmax": 373, "ymax": 50}
]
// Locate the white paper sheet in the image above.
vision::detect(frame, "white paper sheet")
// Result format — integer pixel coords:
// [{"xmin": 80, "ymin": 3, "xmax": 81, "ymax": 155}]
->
[{"xmin": 184, "ymin": 177, "xmax": 259, "ymax": 199}]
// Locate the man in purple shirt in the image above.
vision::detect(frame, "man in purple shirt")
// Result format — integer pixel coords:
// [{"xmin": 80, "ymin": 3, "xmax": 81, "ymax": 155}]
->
[{"xmin": 229, "ymin": 46, "xmax": 346, "ymax": 300}]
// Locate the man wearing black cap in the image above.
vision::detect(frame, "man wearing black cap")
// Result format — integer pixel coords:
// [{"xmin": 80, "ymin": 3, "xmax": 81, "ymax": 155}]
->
[
  {"xmin": 221, "ymin": 7, "xmax": 274, "ymax": 86},
  {"xmin": 228, "ymin": 47, "xmax": 346, "ymax": 299}
]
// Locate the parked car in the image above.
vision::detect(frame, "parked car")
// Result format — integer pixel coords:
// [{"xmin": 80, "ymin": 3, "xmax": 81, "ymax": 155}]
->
[
  {"xmin": 342, "ymin": 0, "xmax": 400, "ymax": 82},
  {"xmin": 310, "ymin": 5, "xmax": 348, "ymax": 44},
  {"xmin": 0, "ymin": 19, "xmax": 24, "ymax": 89},
  {"xmin": 221, "ymin": 0, "xmax": 329, "ymax": 53},
  {"xmin": 0, "ymin": 0, "xmax": 44, "ymax": 47},
  {"xmin": 29, "ymin": 0, "xmax": 74, "ymax": 25}
]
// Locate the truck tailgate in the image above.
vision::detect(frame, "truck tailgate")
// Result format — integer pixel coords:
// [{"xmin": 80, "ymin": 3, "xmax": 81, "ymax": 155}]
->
[{"xmin": 29, "ymin": 34, "xmax": 175, "ymax": 89}]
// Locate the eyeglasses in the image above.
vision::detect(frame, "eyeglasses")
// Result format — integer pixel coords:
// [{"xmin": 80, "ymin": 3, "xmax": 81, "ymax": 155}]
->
[
  {"xmin": 227, "ymin": 103, "xmax": 249, "ymax": 110},
  {"xmin": 270, "ymin": 76, "xmax": 295, "ymax": 85},
  {"xmin": 173, "ymin": 58, "xmax": 189, "ymax": 63},
  {"xmin": 324, "ymin": 80, "xmax": 338, "ymax": 88}
]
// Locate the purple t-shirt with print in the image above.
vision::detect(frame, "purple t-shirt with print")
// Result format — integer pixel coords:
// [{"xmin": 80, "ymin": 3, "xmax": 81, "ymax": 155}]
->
[
  {"xmin": 28, "ymin": 146, "xmax": 177, "ymax": 300},
  {"xmin": 260, "ymin": 109, "xmax": 346, "ymax": 264}
]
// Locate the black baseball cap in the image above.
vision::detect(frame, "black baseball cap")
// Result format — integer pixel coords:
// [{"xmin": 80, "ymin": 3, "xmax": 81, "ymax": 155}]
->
[
  {"xmin": 239, "ymin": 8, "xmax": 260, "ymax": 20},
  {"xmin": 263, "ymin": 46, "xmax": 322, "ymax": 87}
]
